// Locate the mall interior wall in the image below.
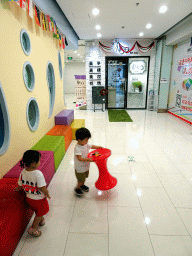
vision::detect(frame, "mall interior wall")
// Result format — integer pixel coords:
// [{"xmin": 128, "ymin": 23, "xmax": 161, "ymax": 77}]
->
[
  {"xmin": 0, "ymin": 2, "xmax": 65, "ymax": 177},
  {"xmin": 154, "ymin": 13, "xmax": 192, "ymax": 113},
  {"xmin": 64, "ymin": 62, "xmax": 86, "ymax": 94}
]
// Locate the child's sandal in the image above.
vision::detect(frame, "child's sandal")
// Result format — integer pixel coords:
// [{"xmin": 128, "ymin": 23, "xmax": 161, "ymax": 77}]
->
[
  {"xmin": 39, "ymin": 218, "xmax": 45, "ymax": 226},
  {"xmin": 28, "ymin": 227, "xmax": 42, "ymax": 237}
]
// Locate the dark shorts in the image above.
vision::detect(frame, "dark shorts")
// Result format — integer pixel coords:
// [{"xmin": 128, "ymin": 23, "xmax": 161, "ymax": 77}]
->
[
  {"xmin": 75, "ymin": 170, "xmax": 89, "ymax": 183},
  {"xmin": 26, "ymin": 197, "xmax": 49, "ymax": 217}
]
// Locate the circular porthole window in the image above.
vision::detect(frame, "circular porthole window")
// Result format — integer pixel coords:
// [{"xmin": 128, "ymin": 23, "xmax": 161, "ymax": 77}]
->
[
  {"xmin": 46, "ymin": 61, "xmax": 55, "ymax": 118},
  {"xmin": 20, "ymin": 29, "xmax": 31, "ymax": 56},
  {"xmin": 26, "ymin": 97, "xmax": 40, "ymax": 131},
  {"xmin": 23, "ymin": 61, "xmax": 35, "ymax": 92},
  {"xmin": 0, "ymin": 82, "xmax": 11, "ymax": 155},
  {"xmin": 58, "ymin": 51, "xmax": 62, "ymax": 79}
]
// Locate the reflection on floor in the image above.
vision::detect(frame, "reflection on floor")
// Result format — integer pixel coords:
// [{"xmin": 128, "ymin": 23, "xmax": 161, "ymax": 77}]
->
[{"xmin": 14, "ymin": 94, "xmax": 192, "ymax": 256}]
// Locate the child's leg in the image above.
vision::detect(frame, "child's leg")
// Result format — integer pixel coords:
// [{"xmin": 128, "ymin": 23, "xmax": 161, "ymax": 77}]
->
[
  {"xmin": 75, "ymin": 170, "xmax": 84, "ymax": 189},
  {"xmin": 32, "ymin": 215, "xmax": 43, "ymax": 229},
  {"xmin": 76, "ymin": 181, "xmax": 84, "ymax": 189}
]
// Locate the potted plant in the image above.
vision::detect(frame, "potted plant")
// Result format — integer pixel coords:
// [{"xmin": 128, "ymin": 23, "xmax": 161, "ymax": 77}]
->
[{"xmin": 132, "ymin": 81, "xmax": 143, "ymax": 92}]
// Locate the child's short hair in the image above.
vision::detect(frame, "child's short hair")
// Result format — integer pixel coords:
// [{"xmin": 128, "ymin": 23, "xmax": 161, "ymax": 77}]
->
[
  {"xmin": 75, "ymin": 128, "xmax": 91, "ymax": 140},
  {"xmin": 20, "ymin": 150, "xmax": 41, "ymax": 169}
]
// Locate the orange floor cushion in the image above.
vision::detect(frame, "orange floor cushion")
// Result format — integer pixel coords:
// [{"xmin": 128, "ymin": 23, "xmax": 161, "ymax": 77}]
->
[{"xmin": 47, "ymin": 125, "xmax": 72, "ymax": 151}]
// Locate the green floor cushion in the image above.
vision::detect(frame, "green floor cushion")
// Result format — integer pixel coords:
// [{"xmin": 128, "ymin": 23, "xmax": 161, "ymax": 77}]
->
[{"xmin": 31, "ymin": 135, "xmax": 65, "ymax": 170}]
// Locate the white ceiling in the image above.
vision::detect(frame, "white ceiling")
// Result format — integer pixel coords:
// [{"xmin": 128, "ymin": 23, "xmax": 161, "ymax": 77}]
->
[{"xmin": 57, "ymin": 0, "xmax": 192, "ymax": 62}]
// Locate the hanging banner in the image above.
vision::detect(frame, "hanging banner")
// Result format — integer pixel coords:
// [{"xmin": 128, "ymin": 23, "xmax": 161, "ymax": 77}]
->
[
  {"xmin": 34, "ymin": 5, "xmax": 41, "ymax": 27},
  {"xmin": 17, "ymin": 0, "xmax": 26, "ymax": 10},
  {"xmin": 28, "ymin": 0, "xmax": 33, "ymax": 18},
  {"xmin": 75, "ymin": 75, "xmax": 86, "ymax": 108}
]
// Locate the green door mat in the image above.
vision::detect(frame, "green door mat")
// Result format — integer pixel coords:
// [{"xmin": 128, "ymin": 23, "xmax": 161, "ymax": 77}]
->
[{"xmin": 108, "ymin": 109, "xmax": 133, "ymax": 122}]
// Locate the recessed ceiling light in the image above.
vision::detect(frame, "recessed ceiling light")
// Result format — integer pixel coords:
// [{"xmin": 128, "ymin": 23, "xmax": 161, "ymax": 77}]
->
[
  {"xmin": 139, "ymin": 32, "xmax": 144, "ymax": 36},
  {"xmin": 92, "ymin": 8, "xmax": 99, "ymax": 16},
  {"xmin": 97, "ymin": 33, "xmax": 102, "ymax": 38},
  {"xmin": 159, "ymin": 5, "xmax": 167, "ymax": 13},
  {"xmin": 77, "ymin": 53, "xmax": 80, "ymax": 56},
  {"xmin": 74, "ymin": 50, "xmax": 77, "ymax": 53},
  {"xmin": 146, "ymin": 23, "xmax": 152, "ymax": 29},
  {"xmin": 95, "ymin": 25, "xmax": 101, "ymax": 30}
]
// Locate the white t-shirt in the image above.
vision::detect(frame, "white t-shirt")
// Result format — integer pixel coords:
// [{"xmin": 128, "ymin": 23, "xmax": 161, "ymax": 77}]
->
[
  {"xmin": 74, "ymin": 143, "xmax": 92, "ymax": 173},
  {"xmin": 18, "ymin": 169, "xmax": 46, "ymax": 200}
]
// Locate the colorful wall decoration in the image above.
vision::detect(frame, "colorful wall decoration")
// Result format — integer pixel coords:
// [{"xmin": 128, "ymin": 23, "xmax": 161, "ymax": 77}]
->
[
  {"xmin": 168, "ymin": 39, "xmax": 192, "ymax": 124},
  {"xmin": 0, "ymin": 1, "xmax": 65, "ymax": 177}
]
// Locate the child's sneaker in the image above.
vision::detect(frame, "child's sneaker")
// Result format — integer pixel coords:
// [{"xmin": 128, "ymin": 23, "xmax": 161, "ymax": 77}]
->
[
  {"xmin": 28, "ymin": 226, "xmax": 42, "ymax": 237},
  {"xmin": 75, "ymin": 188, "xmax": 84, "ymax": 196},
  {"xmin": 80, "ymin": 185, "xmax": 89, "ymax": 192}
]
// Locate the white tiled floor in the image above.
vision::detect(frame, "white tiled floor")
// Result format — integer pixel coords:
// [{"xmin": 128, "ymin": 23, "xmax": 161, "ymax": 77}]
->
[{"xmin": 14, "ymin": 94, "xmax": 192, "ymax": 256}]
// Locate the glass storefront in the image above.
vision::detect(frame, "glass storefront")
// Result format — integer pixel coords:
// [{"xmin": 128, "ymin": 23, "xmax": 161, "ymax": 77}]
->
[{"xmin": 106, "ymin": 56, "xmax": 150, "ymax": 109}]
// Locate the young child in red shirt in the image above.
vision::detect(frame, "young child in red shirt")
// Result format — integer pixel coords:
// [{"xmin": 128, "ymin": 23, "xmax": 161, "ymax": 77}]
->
[{"xmin": 15, "ymin": 150, "xmax": 50, "ymax": 237}]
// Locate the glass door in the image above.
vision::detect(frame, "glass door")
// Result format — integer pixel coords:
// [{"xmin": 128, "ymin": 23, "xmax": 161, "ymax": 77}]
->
[
  {"xmin": 106, "ymin": 57, "xmax": 128, "ymax": 109},
  {"xmin": 127, "ymin": 57, "xmax": 150, "ymax": 109}
]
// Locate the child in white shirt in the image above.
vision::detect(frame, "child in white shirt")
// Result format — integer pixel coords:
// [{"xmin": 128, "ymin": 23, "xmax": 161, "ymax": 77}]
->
[
  {"xmin": 15, "ymin": 150, "xmax": 50, "ymax": 237},
  {"xmin": 74, "ymin": 128, "xmax": 103, "ymax": 196}
]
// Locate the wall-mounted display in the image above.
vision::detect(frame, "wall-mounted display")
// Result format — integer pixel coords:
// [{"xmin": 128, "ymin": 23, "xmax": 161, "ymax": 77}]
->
[
  {"xmin": 26, "ymin": 97, "xmax": 40, "ymax": 131},
  {"xmin": 46, "ymin": 61, "xmax": 55, "ymax": 118},
  {"xmin": 20, "ymin": 29, "xmax": 31, "ymax": 56},
  {"xmin": 23, "ymin": 61, "xmax": 35, "ymax": 92},
  {"xmin": 0, "ymin": 82, "xmax": 11, "ymax": 155},
  {"xmin": 75, "ymin": 75, "xmax": 86, "ymax": 108}
]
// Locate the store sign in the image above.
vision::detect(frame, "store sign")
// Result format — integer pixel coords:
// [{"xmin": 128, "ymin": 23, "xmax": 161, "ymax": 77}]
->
[{"xmin": 130, "ymin": 61, "xmax": 146, "ymax": 74}]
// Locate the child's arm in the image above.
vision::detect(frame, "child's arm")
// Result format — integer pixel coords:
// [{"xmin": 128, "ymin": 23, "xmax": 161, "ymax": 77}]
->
[
  {"xmin": 91, "ymin": 145, "xmax": 103, "ymax": 149},
  {"xmin": 15, "ymin": 185, "xmax": 23, "ymax": 191},
  {"xmin": 38, "ymin": 186, "xmax": 51, "ymax": 199},
  {"xmin": 76, "ymin": 155, "xmax": 93, "ymax": 162}
]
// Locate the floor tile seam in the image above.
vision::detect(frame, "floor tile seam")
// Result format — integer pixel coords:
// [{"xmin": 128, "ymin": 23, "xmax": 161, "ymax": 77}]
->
[
  {"xmin": 141, "ymin": 149, "xmax": 161, "ymax": 176},
  {"xmin": 108, "ymin": 206, "xmax": 141, "ymax": 208},
  {"xmin": 62, "ymin": 196, "xmax": 77, "ymax": 256},
  {"xmin": 130, "ymin": 173, "xmax": 156, "ymax": 256},
  {"xmin": 133, "ymin": 186, "xmax": 163, "ymax": 188},
  {"xmin": 154, "ymin": 172, "xmax": 192, "ymax": 238},
  {"xmin": 49, "ymin": 204, "xmax": 76, "ymax": 207},
  {"xmin": 107, "ymin": 192, "xmax": 110, "ymax": 256},
  {"xmin": 155, "ymin": 173, "xmax": 192, "ymax": 191},
  {"xmin": 149, "ymin": 234, "xmax": 191, "ymax": 237},
  {"xmin": 67, "ymin": 231, "xmax": 109, "ymax": 235},
  {"xmin": 17, "ymin": 234, "xmax": 29, "ymax": 256},
  {"xmin": 176, "ymin": 207, "xmax": 192, "ymax": 209},
  {"xmin": 129, "ymin": 165, "xmax": 166, "ymax": 185},
  {"xmin": 17, "ymin": 213, "xmax": 36, "ymax": 256}
]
